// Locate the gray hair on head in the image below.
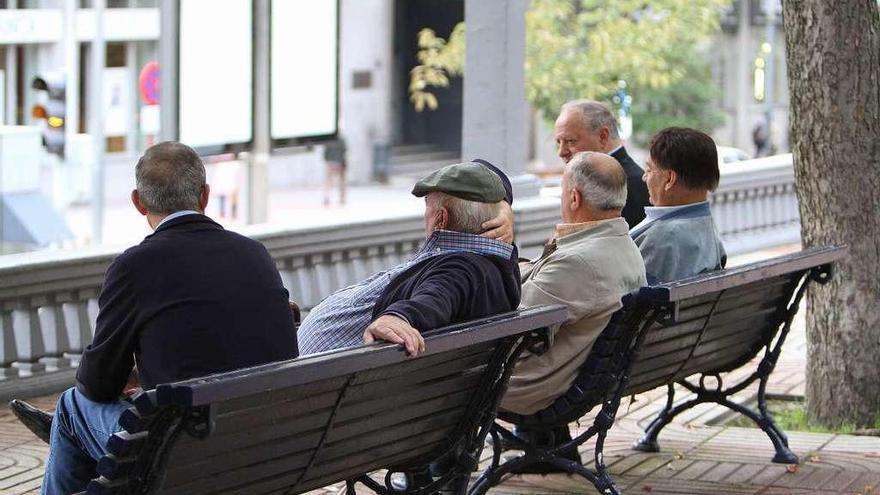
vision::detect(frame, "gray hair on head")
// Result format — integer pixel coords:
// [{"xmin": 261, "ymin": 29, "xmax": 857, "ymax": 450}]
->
[
  {"xmin": 427, "ymin": 192, "xmax": 502, "ymax": 234},
  {"xmin": 568, "ymin": 151, "xmax": 627, "ymax": 211},
  {"xmin": 561, "ymin": 99, "xmax": 620, "ymax": 140},
  {"xmin": 135, "ymin": 141, "xmax": 206, "ymax": 214}
]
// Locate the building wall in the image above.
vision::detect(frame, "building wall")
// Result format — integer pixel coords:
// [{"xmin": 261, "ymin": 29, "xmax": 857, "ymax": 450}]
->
[{"xmin": 268, "ymin": 0, "xmax": 395, "ymax": 187}]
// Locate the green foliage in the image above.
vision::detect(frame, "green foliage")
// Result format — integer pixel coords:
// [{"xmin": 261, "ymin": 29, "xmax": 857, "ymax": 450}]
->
[
  {"xmin": 409, "ymin": 0, "xmax": 731, "ymax": 138},
  {"xmin": 628, "ymin": 49, "xmax": 728, "ymax": 144},
  {"xmin": 727, "ymin": 400, "xmax": 880, "ymax": 435},
  {"xmin": 410, "ymin": 23, "xmax": 465, "ymax": 112}
]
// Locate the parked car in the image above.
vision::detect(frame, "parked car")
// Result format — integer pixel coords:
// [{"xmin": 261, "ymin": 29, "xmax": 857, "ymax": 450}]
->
[{"xmin": 717, "ymin": 146, "xmax": 753, "ymax": 164}]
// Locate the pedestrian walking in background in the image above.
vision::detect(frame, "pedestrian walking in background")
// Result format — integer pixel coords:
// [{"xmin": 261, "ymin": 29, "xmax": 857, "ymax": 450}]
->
[{"xmin": 323, "ymin": 137, "xmax": 347, "ymax": 206}]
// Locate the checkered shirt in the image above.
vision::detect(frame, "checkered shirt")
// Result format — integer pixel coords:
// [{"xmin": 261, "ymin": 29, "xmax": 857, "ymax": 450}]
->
[{"xmin": 297, "ymin": 230, "xmax": 513, "ymax": 355}]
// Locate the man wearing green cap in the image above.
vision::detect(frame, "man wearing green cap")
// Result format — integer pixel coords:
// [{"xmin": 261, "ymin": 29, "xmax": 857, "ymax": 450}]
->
[{"xmin": 297, "ymin": 161, "xmax": 521, "ymax": 356}]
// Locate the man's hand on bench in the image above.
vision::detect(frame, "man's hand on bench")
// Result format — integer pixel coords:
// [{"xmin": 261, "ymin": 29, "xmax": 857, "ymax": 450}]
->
[{"xmin": 364, "ymin": 315, "xmax": 426, "ymax": 357}]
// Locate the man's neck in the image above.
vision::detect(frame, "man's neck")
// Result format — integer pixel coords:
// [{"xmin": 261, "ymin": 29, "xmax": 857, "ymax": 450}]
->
[
  {"xmin": 656, "ymin": 189, "xmax": 708, "ymax": 207},
  {"xmin": 148, "ymin": 210, "xmax": 203, "ymax": 231},
  {"xmin": 565, "ymin": 208, "xmax": 622, "ymax": 224},
  {"xmin": 604, "ymin": 140, "xmax": 623, "ymax": 154}
]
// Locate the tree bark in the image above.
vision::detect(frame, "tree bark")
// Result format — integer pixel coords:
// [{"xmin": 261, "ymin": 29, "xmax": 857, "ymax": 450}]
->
[{"xmin": 781, "ymin": 0, "xmax": 880, "ymax": 427}]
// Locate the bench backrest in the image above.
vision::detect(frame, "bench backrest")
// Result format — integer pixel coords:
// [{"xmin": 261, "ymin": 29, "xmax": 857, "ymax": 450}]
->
[
  {"xmin": 500, "ymin": 246, "xmax": 845, "ymax": 427},
  {"xmin": 88, "ymin": 305, "xmax": 567, "ymax": 495},
  {"xmin": 624, "ymin": 246, "xmax": 842, "ymax": 395}
]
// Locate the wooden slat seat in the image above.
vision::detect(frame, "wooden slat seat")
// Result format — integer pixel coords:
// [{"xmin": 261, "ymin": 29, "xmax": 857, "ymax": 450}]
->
[
  {"xmin": 474, "ymin": 246, "xmax": 846, "ymax": 495},
  {"xmin": 84, "ymin": 305, "xmax": 567, "ymax": 495}
]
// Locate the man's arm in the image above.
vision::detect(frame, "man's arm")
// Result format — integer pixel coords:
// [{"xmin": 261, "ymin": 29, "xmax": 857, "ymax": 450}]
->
[
  {"xmin": 363, "ymin": 314, "xmax": 425, "ymax": 356},
  {"xmin": 473, "ymin": 158, "xmax": 516, "ymax": 244},
  {"xmin": 370, "ymin": 256, "xmax": 486, "ymax": 355},
  {"xmin": 75, "ymin": 257, "xmax": 139, "ymax": 402},
  {"xmin": 481, "ymin": 201, "xmax": 515, "ymax": 243}
]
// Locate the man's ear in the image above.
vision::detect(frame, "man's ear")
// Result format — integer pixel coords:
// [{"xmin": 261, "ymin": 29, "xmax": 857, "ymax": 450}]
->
[
  {"xmin": 598, "ymin": 126, "xmax": 611, "ymax": 146},
  {"xmin": 198, "ymin": 184, "xmax": 210, "ymax": 211},
  {"xmin": 570, "ymin": 186, "xmax": 583, "ymax": 212},
  {"xmin": 131, "ymin": 190, "xmax": 149, "ymax": 216},
  {"xmin": 665, "ymin": 170, "xmax": 678, "ymax": 191},
  {"xmin": 435, "ymin": 206, "xmax": 449, "ymax": 230}
]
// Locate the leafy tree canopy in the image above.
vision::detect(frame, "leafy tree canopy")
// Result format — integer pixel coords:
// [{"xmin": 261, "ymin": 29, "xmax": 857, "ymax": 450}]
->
[{"xmin": 411, "ymin": 0, "xmax": 731, "ymax": 144}]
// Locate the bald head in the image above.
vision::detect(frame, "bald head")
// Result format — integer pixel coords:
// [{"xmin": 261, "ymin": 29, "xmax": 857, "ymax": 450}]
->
[{"xmin": 560, "ymin": 151, "xmax": 627, "ymax": 223}]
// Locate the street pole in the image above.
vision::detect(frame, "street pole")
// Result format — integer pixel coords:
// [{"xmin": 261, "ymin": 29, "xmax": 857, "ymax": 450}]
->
[
  {"xmin": 63, "ymin": 0, "xmax": 79, "ymax": 158},
  {"xmin": 4, "ymin": 0, "xmax": 17, "ymax": 127},
  {"xmin": 91, "ymin": 0, "xmax": 106, "ymax": 244},
  {"xmin": 159, "ymin": 0, "xmax": 179, "ymax": 142},
  {"xmin": 247, "ymin": 0, "xmax": 270, "ymax": 224}
]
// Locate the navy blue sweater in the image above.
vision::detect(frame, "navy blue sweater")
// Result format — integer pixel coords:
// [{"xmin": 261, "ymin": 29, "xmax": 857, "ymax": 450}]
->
[
  {"xmin": 372, "ymin": 251, "xmax": 521, "ymax": 332},
  {"xmin": 76, "ymin": 215, "xmax": 297, "ymax": 402}
]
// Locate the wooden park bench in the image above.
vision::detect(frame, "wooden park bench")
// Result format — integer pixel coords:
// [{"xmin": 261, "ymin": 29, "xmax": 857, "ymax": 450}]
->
[
  {"xmin": 472, "ymin": 245, "xmax": 846, "ymax": 495},
  {"xmin": 82, "ymin": 305, "xmax": 567, "ymax": 495}
]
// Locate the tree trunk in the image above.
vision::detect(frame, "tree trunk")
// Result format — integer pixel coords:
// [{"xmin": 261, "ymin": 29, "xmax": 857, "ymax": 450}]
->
[{"xmin": 781, "ymin": 0, "xmax": 880, "ymax": 427}]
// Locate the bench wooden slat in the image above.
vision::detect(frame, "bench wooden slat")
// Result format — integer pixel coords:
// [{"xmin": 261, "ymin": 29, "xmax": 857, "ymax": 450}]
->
[
  {"xmin": 163, "ymin": 386, "xmax": 478, "ymax": 483},
  {"xmin": 644, "ymin": 245, "xmax": 841, "ymax": 302},
  {"xmin": 160, "ymin": 416, "xmax": 459, "ymax": 494},
  {"xmin": 346, "ymin": 343, "xmax": 492, "ymax": 385},
  {"xmin": 156, "ymin": 305, "xmax": 567, "ymax": 407},
  {"xmin": 167, "ymin": 368, "xmax": 487, "ymax": 470},
  {"xmin": 213, "ymin": 375, "xmax": 349, "ymax": 415},
  {"xmin": 168, "ymin": 409, "xmax": 330, "ymax": 466}
]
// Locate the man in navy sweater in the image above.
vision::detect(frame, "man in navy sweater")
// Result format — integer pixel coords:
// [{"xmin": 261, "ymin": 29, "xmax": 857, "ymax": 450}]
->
[
  {"xmin": 10, "ymin": 142, "xmax": 297, "ymax": 495},
  {"xmin": 298, "ymin": 161, "xmax": 521, "ymax": 356}
]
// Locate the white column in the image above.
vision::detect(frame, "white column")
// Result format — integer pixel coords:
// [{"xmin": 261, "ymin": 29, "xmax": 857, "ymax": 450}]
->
[
  {"xmin": 63, "ymin": 0, "xmax": 79, "ymax": 142},
  {"xmin": 242, "ymin": 0, "xmax": 270, "ymax": 224},
  {"xmin": 90, "ymin": 0, "xmax": 106, "ymax": 244},
  {"xmin": 734, "ymin": 0, "xmax": 752, "ymax": 151},
  {"xmin": 338, "ymin": 0, "xmax": 395, "ymax": 185},
  {"xmin": 4, "ymin": 0, "xmax": 17, "ymax": 126},
  {"xmin": 126, "ymin": 41, "xmax": 139, "ymax": 155},
  {"xmin": 462, "ymin": 0, "xmax": 540, "ymax": 197},
  {"xmin": 159, "ymin": 0, "xmax": 179, "ymax": 141}
]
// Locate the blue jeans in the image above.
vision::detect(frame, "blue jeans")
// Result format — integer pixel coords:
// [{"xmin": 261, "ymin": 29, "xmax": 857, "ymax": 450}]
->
[{"xmin": 41, "ymin": 388, "xmax": 130, "ymax": 495}]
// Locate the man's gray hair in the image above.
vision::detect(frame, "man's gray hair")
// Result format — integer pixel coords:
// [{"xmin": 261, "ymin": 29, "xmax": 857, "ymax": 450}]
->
[
  {"xmin": 428, "ymin": 192, "xmax": 502, "ymax": 234},
  {"xmin": 568, "ymin": 151, "xmax": 627, "ymax": 211},
  {"xmin": 561, "ymin": 99, "xmax": 620, "ymax": 140},
  {"xmin": 135, "ymin": 141, "xmax": 206, "ymax": 214}
]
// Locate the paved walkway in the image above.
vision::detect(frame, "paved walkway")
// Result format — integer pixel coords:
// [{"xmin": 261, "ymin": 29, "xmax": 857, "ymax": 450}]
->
[{"xmin": 2, "ymin": 246, "xmax": 879, "ymax": 494}]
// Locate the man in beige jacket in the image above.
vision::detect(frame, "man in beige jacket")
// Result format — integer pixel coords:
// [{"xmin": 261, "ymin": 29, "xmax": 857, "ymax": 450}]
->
[{"xmin": 500, "ymin": 151, "xmax": 646, "ymax": 466}]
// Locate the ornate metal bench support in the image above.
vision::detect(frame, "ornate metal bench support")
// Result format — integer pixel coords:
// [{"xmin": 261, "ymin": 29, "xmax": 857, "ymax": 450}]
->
[
  {"xmin": 469, "ymin": 403, "xmax": 622, "ymax": 495},
  {"xmin": 633, "ymin": 271, "xmax": 819, "ymax": 465}
]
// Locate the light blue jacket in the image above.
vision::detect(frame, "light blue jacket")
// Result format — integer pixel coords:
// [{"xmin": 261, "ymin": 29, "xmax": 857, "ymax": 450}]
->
[{"xmin": 630, "ymin": 201, "xmax": 726, "ymax": 284}]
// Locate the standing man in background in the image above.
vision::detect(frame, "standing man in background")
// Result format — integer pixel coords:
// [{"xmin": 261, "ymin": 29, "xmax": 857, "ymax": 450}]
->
[{"xmin": 323, "ymin": 136, "xmax": 347, "ymax": 206}]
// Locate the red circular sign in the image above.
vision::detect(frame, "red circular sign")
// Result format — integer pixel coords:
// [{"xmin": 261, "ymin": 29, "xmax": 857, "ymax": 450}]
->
[{"xmin": 139, "ymin": 61, "xmax": 160, "ymax": 105}]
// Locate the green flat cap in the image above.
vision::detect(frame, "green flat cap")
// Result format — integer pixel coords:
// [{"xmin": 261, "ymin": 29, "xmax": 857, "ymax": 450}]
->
[{"xmin": 411, "ymin": 161, "xmax": 506, "ymax": 203}]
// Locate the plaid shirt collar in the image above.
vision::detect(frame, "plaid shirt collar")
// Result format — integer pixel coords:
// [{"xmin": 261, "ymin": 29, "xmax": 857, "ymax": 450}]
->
[{"xmin": 419, "ymin": 229, "xmax": 514, "ymax": 260}]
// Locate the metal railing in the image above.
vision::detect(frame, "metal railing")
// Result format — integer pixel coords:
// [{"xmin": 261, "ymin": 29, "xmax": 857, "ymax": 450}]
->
[
  {"xmin": 712, "ymin": 154, "xmax": 801, "ymax": 255},
  {"xmin": 0, "ymin": 196, "xmax": 557, "ymax": 379},
  {"xmin": 0, "ymin": 156, "xmax": 802, "ymax": 381}
]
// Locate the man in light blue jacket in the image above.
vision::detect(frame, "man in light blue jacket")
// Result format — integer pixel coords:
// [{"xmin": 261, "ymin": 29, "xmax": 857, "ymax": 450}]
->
[{"xmin": 630, "ymin": 127, "xmax": 726, "ymax": 284}]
